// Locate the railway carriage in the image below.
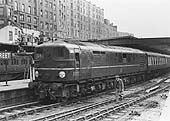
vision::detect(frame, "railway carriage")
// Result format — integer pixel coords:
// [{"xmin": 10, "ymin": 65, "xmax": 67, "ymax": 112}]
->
[
  {"xmin": 30, "ymin": 40, "xmax": 149, "ymax": 100},
  {"xmin": 0, "ymin": 51, "xmax": 32, "ymax": 81},
  {"xmin": 146, "ymin": 52, "xmax": 170, "ymax": 78}
]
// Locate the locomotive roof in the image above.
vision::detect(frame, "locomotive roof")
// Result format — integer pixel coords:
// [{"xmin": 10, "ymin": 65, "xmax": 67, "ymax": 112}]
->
[
  {"xmin": 36, "ymin": 40, "xmax": 145, "ymax": 54},
  {"xmin": 77, "ymin": 42, "xmax": 145, "ymax": 54},
  {"xmin": 36, "ymin": 40, "xmax": 78, "ymax": 48}
]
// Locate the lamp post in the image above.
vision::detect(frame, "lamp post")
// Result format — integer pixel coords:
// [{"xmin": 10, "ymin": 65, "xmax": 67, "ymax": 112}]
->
[{"xmin": 5, "ymin": 50, "xmax": 8, "ymax": 86}]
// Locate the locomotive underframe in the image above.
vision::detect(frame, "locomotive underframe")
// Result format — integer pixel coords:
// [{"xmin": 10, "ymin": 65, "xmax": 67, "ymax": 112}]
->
[{"xmin": 31, "ymin": 71, "xmax": 146, "ymax": 101}]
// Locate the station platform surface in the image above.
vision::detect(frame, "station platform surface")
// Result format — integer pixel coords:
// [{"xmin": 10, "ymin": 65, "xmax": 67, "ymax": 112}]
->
[
  {"xmin": 159, "ymin": 91, "xmax": 170, "ymax": 121},
  {"xmin": 0, "ymin": 79, "xmax": 30, "ymax": 92}
]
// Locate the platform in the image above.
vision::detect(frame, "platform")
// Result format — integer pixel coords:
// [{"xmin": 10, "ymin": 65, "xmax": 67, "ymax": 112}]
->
[
  {"xmin": 159, "ymin": 91, "xmax": 170, "ymax": 121},
  {"xmin": 0, "ymin": 79, "xmax": 33, "ymax": 108},
  {"xmin": 0, "ymin": 79, "xmax": 30, "ymax": 92}
]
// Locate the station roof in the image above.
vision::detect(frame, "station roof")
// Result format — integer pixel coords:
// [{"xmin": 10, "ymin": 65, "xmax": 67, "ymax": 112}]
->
[
  {"xmin": 0, "ymin": 42, "xmax": 34, "ymax": 52},
  {"xmin": 87, "ymin": 36, "xmax": 170, "ymax": 55}
]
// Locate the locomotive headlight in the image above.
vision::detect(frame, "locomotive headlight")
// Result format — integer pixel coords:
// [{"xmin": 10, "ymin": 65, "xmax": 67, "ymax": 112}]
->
[
  {"xmin": 59, "ymin": 71, "xmax": 66, "ymax": 78},
  {"xmin": 35, "ymin": 71, "xmax": 39, "ymax": 77}
]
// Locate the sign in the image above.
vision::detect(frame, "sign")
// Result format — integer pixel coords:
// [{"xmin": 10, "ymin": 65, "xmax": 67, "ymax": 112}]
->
[{"xmin": 0, "ymin": 51, "xmax": 11, "ymax": 59}]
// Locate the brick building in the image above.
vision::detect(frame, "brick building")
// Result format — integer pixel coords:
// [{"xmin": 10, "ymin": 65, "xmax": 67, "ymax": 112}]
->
[{"xmin": 0, "ymin": 0, "xmax": 132, "ymax": 44}]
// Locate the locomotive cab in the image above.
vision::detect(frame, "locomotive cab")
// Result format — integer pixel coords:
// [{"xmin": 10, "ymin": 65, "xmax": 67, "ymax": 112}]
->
[{"xmin": 31, "ymin": 41, "xmax": 81, "ymax": 100}]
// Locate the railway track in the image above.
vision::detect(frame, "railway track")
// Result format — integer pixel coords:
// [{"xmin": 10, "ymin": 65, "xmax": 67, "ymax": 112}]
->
[
  {"xmin": 29, "ymin": 80, "xmax": 170, "ymax": 121},
  {"xmin": 68, "ymin": 83, "xmax": 170, "ymax": 121},
  {"xmin": 0, "ymin": 74, "xmax": 169, "ymax": 121}
]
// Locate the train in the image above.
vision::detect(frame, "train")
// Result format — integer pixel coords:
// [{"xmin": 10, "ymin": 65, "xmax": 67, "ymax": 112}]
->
[
  {"xmin": 29, "ymin": 40, "xmax": 170, "ymax": 101},
  {"xmin": 0, "ymin": 51, "xmax": 32, "ymax": 81}
]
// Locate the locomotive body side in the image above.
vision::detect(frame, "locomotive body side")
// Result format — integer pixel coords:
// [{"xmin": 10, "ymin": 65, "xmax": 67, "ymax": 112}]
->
[{"xmin": 30, "ymin": 41, "xmax": 148, "ymax": 100}]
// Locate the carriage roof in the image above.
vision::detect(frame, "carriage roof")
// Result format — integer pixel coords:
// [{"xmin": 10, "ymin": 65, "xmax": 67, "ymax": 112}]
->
[{"xmin": 145, "ymin": 51, "xmax": 170, "ymax": 58}]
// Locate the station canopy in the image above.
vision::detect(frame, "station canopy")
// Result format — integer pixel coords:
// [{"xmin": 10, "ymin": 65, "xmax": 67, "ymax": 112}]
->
[{"xmin": 87, "ymin": 36, "xmax": 170, "ymax": 55}]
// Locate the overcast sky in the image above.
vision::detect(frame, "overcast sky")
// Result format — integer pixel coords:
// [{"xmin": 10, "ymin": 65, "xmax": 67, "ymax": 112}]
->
[{"xmin": 89, "ymin": 0, "xmax": 170, "ymax": 38}]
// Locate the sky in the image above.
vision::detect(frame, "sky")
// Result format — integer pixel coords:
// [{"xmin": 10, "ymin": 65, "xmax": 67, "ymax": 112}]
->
[{"xmin": 88, "ymin": 0, "xmax": 170, "ymax": 38}]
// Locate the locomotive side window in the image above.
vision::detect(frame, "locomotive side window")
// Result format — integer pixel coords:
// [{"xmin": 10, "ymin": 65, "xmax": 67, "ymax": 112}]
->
[
  {"xmin": 75, "ymin": 53, "xmax": 80, "ymax": 62},
  {"xmin": 127, "ymin": 54, "xmax": 132, "ymax": 63},
  {"xmin": 122, "ymin": 53, "xmax": 127, "ymax": 63},
  {"xmin": 116, "ymin": 53, "xmax": 122, "ymax": 63},
  {"xmin": 75, "ymin": 48, "xmax": 80, "ymax": 67}
]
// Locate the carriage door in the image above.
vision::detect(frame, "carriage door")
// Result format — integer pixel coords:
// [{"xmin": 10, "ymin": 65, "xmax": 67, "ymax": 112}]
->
[{"xmin": 74, "ymin": 48, "xmax": 80, "ymax": 81}]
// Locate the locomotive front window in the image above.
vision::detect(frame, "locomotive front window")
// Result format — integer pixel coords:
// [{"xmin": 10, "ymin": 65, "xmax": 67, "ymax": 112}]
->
[
  {"xmin": 54, "ymin": 47, "xmax": 64, "ymax": 58},
  {"xmin": 35, "ymin": 48, "xmax": 43, "ymax": 60}
]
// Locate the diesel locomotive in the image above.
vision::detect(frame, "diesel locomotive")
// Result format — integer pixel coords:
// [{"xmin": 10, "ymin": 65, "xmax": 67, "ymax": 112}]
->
[{"xmin": 29, "ymin": 40, "xmax": 170, "ymax": 101}]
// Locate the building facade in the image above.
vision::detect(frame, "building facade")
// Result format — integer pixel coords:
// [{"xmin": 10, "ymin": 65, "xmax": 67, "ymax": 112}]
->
[{"xmin": 0, "ymin": 0, "xmax": 132, "ymax": 44}]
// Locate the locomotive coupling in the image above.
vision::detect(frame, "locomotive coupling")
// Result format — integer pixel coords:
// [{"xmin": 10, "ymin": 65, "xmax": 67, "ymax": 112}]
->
[{"xmin": 28, "ymin": 82, "xmax": 38, "ymax": 89}]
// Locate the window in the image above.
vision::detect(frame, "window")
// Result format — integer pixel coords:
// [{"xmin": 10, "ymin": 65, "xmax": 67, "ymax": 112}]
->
[
  {"xmin": 71, "ymin": 10, "xmax": 73, "ymax": 17},
  {"xmin": 8, "ymin": 8, "xmax": 11, "ymax": 16},
  {"xmin": 45, "ymin": 22, "xmax": 49, "ymax": 30},
  {"xmin": 33, "ymin": 17, "xmax": 37, "ymax": 24},
  {"xmin": 40, "ymin": 10, "xmax": 43, "ymax": 17},
  {"xmin": 71, "ymin": 19, "xmax": 73, "ymax": 26},
  {"xmin": 35, "ymin": 48, "xmax": 43, "ymax": 60},
  {"xmin": 54, "ymin": 25, "xmax": 57, "ymax": 31},
  {"xmin": 28, "ymin": 6, "xmax": 31, "ymax": 14},
  {"xmin": 50, "ymin": 12, "xmax": 53, "ymax": 20},
  {"xmin": 75, "ymin": 53, "xmax": 80, "ymax": 62},
  {"xmin": 55, "ymin": 47, "xmax": 64, "ymax": 57},
  {"xmin": 14, "ymin": 1, "xmax": 18, "ymax": 11},
  {"xmin": 45, "ymin": 10, "xmax": 48, "ymax": 18},
  {"xmin": 40, "ymin": 21, "xmax": 44, "ymax": 29},
  {"xmin": 33, "ymin": 8, "xmax": 36, "ymax": 15},
  {"xmin": 50, "ymin": 23, "xmax": 53, "ymax": 30},
  {"xmin": 20, "ymin": 14, "xmax": 24, "ymax": 21},
  {"xmin": 49, "ymin": 2, "xmax": 52, "ymax": 8},
  {"xmin": 13, "ymin": 16, "xmax": 17, "ymax": 22},
  {"xmin": 18, "ymin": 31, "xmax": 20, "ymax": 37},
  {"xmin": 27, "ymin": 16, "xmax": 31, "ymax": 23},
  {"xmin": 53, "ymin": 4, "xmax": 56, "ymax": 10},
  {"xmin": 59, "ymin": 10, "xmax": 61, "ymax": 16},
  {"xmin": 54, "ymin": 14, "xmax": 56, "ymax": 21},
  {"xmin": 15, "ymin": 28, "xmax": 17, "ymax": 35},
  {"xmin": 9, "ymin": 31, "xmax": 13, "ymax": 41},
  {"xmin": 0, "ymin": 7, "xmax": 4, "ymax": 15},
  {"xmin": 21, "ymin": 4, "xmax": 25, "ymax": 12}
]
